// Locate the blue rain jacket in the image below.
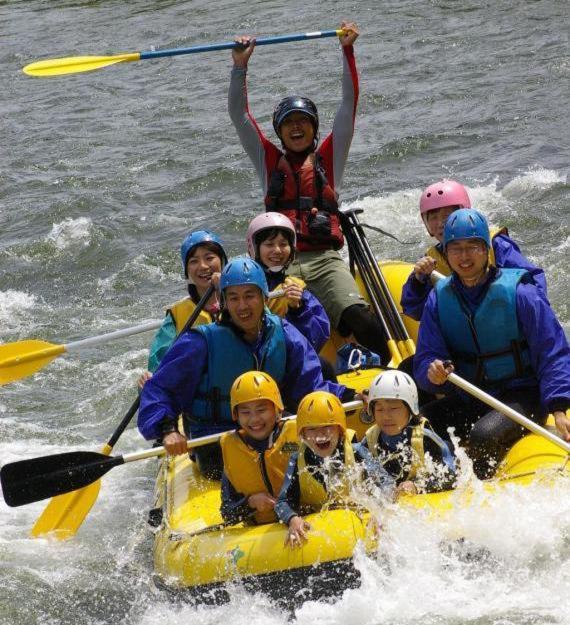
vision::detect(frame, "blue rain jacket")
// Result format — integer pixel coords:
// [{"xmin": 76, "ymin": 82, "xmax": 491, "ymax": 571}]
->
[
  {"xmin": 138, "ymin": 316, "xmax": 347, "ymax": 441},
  {"xmin": 413, "ymin": 268, "xmax": 570, "ymax": 415},
  {"xmin": 266, "ymin": 271, "xmax": 330, "ymax": 353},
  {"xmin": 401, "ymin": 233, "xmax": 548, "ymax": 321}
]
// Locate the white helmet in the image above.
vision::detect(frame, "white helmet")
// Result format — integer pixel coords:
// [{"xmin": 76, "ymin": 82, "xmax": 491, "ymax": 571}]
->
[{"xmin": 368, "ymin": 370, "xmax": 419, "ymax": 416}]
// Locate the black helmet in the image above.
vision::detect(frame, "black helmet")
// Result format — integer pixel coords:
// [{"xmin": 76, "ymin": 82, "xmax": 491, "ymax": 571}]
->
[{"xmin": 272, "ymin": 96, "xmax": 319, "ymax": 137}]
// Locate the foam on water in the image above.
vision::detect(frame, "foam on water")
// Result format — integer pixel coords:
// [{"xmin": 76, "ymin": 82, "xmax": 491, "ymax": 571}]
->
[
  {"xmin": 0, "ymin": 289, "xmax": 39, "ymax": 333},
  {"xmin": 502, "ymin": 167, "xmax": 567, "ymax": 197},
  {"xmin": 46, "ymin": 217, "xmax": 93, "ymax": 251},
  {"xmin": 120, "ymin": 473, "xmax": 570, "ymax": 625}
]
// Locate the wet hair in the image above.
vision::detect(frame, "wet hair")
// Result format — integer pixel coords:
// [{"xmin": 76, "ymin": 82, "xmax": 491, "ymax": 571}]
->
[
  {"xmin": 186, "ymin": 240, "xmax": 224, "ymax": 261},
  {"xmin": 254, "ymin": 227, "xmax": 295, "ymax": 250}
]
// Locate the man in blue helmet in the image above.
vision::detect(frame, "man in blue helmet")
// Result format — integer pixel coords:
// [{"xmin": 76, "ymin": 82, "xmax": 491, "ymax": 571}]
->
[
  {"xmin": 413, "ymin": 209, "xmax": 570, "ymax": 478},
  {"xmin": 138, "ymin": 257, "xmax": 357, "ymax": 479},
  {"xmin": 227, "ymin": 22, "xmax": 392, "ymax": 365}
]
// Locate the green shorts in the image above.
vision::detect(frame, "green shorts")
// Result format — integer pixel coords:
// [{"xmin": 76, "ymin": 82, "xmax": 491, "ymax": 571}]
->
[{"xmin": 287, "ymin": 249, "xmax": 366, "ymax": 329}]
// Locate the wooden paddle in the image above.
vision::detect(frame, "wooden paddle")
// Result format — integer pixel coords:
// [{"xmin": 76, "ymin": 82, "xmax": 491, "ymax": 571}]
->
[
  {"xmin": 23, "ymin": 29, "xmax": 345, "ymax": 78},
  {"xmin": 2, "ymin": 401, "xmax": 362, "ymax": 508},
  {"xmin": 29, "ymin": 285, "xmax": 215, "ymax": 539}
]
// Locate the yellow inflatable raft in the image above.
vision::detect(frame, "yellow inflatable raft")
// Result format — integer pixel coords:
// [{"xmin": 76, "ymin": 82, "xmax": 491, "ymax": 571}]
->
[
  {"xmin": 151, "ymin": 259, "xmax": 569, "ymax": 595},
  {"xmin": 152, "ymin": 419, "xmax": 569, "ymax": 592}
]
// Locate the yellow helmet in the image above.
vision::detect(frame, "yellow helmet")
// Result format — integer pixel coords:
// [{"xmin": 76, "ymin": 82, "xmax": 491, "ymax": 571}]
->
[
  {"xmin": 230, "ymin": 371, "xmax": 284, "ymax": 419},
  {"xmin": 296, "ymin": 391, "xmax": 346, "ymax": 437}
]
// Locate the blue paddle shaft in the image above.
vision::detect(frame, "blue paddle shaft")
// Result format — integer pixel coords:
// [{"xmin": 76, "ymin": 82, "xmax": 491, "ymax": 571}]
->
[{"xmin": 139, "ymin": 30, "xmax": 340, "ymax": 60}]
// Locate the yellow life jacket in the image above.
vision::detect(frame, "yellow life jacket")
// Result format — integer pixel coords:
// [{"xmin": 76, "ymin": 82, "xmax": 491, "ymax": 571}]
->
[
  {"xmin": 298, "ymin": 429, "xmax": 356, "ymax": 509},
  {"xmin": 365, "ymin": 418, "xmax": 429, "ymax": 481},
  {"xmin": 167, "ymin": 297, "xmax": 214, "ymax": 334},
  {"xmin": 220, "ymin": 420, "xmax": 299, "ymax": 524},
  {"xmin": 268, "ymin": 276, "xmax": 306, "ymax": 318},
  {"xmin": 426, "ymin": 226, "xmax": 508, "ymax": 276}
]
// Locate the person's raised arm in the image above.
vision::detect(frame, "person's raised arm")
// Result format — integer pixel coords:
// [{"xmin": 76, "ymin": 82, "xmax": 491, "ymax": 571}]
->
[
  {"xmin": 228, "ymin": 35, "xmax": 280, "ymax": 194},
  {"xmin": 319, "ymin": 21, "xmax": 360, "ymax": 191}
]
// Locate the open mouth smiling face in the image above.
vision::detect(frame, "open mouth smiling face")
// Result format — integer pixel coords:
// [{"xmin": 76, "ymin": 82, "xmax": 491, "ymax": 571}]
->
[{"xmin": 301, "ymin": 425, "xmax": 341, "ymax": 458}]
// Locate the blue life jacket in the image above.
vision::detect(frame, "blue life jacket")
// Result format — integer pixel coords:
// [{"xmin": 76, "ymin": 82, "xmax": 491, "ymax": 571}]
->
[
  {"xmin": 435, "ymin": 268, "xmax": 534, "ymax": 385},
  {"xmin": 188, "ymin": 311, "xmax": 287, "ymax": 428}
]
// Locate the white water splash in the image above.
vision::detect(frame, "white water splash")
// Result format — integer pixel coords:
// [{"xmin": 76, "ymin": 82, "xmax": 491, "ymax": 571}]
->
[
  {"xmin": 46, "ymin": 217, "xmax": 92, "ymax": 250},
  {"xmin": 502, "ymin": 167, "xmax": 567, "ymax": 197},
  {"xmin": 0, "ymin": 290, "xmax": 38, "ymax": 333}
]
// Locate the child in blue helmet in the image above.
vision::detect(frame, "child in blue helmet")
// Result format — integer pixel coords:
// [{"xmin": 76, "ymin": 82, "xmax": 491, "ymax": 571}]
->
[
  {"xmin": 138, "ymin": 230, "xmax": 227, "ymax": 387},
  {"xmin": 139, "ymin": 257, "xmax": 359, "ymax": 479},
  {"xmin": 413, "ymin": 209, "xmax": 570, "ymax": 478}
]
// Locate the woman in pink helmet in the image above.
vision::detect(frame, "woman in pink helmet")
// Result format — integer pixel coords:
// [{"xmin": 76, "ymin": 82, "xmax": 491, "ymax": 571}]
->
[
  {"xmin": 400, "ymin": 179, "xmax": 547, "ymax": 321},
  {"xmin": 246, "ymin": 212, "xmax": 331, "ymax": 357}
]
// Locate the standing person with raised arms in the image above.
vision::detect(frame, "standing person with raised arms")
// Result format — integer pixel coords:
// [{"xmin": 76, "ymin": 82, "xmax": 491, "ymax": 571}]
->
[
  {"xmin": 413, "ymin": 209, "xmax": 569, "ymax": 478},
  {"xmin": 401, "ymin": 179, "xmax": 547, "ymax": 321},
  {"xmin": 229, "ymin": 22, "xmax": 390, "ymax": 365}
]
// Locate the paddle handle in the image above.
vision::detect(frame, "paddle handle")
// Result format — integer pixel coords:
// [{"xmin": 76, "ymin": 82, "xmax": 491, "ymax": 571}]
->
[
  {"xmin": 122, "ymin": 399, "xmax": 364, "ymax": 463},
  {"xmin": 65, "ymin": 319, "xmax": 163, "ymax": 352},
  {"xmin": 430, "ymin": 270, "xmax": 446, "ymax": 284},
  {"xmin": 139, "ymin": 30, "xmax": 343, "ymax": 60},
  {"xmin": 448, "ymin": 373, "xmax": 570, "ymax": 454},
  {"xmin": 65, "ymin": 288, "xmax": 282, "ymax": 354}
]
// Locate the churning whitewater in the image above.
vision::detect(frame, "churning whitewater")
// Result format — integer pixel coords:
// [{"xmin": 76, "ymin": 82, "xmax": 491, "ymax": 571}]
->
[{"xmin": 2, "ymin": 0, "xmax": 569, "ymax": 623}]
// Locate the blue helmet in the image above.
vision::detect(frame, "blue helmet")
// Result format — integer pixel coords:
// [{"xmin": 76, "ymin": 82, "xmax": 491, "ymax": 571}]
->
[
  {"xmin": 180, "ymin": 230, "xmax": 227, "ymax": 277},
  {"xmin": 443, "ymin": 208, "xmax": 491, "ymax": 250},
  {"xmin": 219, "ymin": 256, "xmax": 269, "ymax": 296}
]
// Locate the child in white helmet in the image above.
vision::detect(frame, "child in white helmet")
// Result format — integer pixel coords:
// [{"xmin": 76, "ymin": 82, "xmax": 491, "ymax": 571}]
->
[{"xmin": 362, "ymin": 370, "xmax": 456, "ymax": 495}]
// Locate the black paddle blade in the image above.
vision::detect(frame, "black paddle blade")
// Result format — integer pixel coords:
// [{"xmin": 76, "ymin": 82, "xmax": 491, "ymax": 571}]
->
[{"xmin": 1, "ymin": 451, "xmax": 124, "ymax": 507}]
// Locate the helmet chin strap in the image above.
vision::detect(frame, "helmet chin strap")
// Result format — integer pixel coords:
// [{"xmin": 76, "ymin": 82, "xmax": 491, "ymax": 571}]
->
[{"xmin": 267, "ymin": 265, "xmax": 285, "ymax": 274}]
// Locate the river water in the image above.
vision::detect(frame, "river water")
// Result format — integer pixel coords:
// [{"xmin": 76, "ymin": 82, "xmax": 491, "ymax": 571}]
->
[{"xmin": 1, "ymin": 1, "xmax": 569, "ymax": 623}]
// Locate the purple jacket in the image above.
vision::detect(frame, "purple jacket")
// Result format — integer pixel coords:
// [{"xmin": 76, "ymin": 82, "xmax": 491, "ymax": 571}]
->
[{"xmin": 401, "ymin": 233, "xmax": 547, "ymax": 321}]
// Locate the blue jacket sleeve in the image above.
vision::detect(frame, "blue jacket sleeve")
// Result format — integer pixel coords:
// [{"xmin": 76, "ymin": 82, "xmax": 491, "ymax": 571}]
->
[
  {"xmin": 280, "ymin": 320, "xmax": 347, "ymax": 410},
  {"xmin": 400, "ymin": 270, "xmax": 433, "ymax": 321},
  {"xmin": 220, "ymin": 473, "xmax": 252, "ymax": 524},
  {"xmin": 286, "ymin": 289, "xmax": 331, "ymax": 353},
  {"xmin": 275, "ymin": 453, "xmax": 301, "ymax": 524},
  {"xmin": 516, "ymin": 283, "xmax": 570, "ymax": 413},
  {"xmin": 137, "ymin": 331, "xmax": 208, "ymax": 440},
  {"xmin": 353, "ymin": 443, "xmax": 396, "ymax": 495},
  {"xmin": 493, "ymin": 234, "xmax": 547, "ymax": 296},
  {"xmin": 413, "ymin": 290, "xmax": 456, "ymax": 396},
  {"xmin": 147, "ymin": 314, "xmax": 177, "ymax": 373}
]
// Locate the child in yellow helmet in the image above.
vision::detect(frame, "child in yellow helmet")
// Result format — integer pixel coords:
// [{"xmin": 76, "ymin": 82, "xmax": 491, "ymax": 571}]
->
[
  {"xmin": 220, "ymin": 371, "xmax": 299, "ymax": 524},
  {"xmin": 275, "ymin": 391, "xmax": 394, "ymax": 547}
]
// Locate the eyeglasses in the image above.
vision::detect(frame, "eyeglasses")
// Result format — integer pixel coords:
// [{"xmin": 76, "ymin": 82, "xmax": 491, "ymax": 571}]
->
[{"xmin": 446, "ymin": 243, "xmax": 486, "ymax": 257}]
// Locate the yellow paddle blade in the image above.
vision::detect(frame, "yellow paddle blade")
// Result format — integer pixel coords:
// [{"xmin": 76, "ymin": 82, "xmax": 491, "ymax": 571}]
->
[
  {"xmin": 0, "ymin": 340, "xmax": 66, "ymax": 385},
  {"xmin": 386, "ymin": 339, "xmax": 403, "ymax": 369},
  {"xmin": 30, "ymin": 443, "xmax": 113, "ymax": 540},
  {"xmin": 398, "ymin": 338, "xmax": 416, "ymax": 359},
  {"xmin": 23, "ymin": 52, "xmax": 140, "ymax": 77}
]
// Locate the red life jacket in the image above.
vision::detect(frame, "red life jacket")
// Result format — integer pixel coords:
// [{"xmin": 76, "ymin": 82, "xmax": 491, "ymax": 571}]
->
[{"xmin": 264, "ymin": 153, "xmax": 344, "ymax": 252}]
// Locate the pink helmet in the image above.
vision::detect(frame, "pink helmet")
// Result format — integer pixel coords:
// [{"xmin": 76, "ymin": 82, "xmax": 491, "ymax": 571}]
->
[
  {"xmin": 419, "ymin": 180, "xmax": 471, "ymax": 215},
  {"xmin": 246, "ymin": 212, "xmax": 297, "ymax": 266}
]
